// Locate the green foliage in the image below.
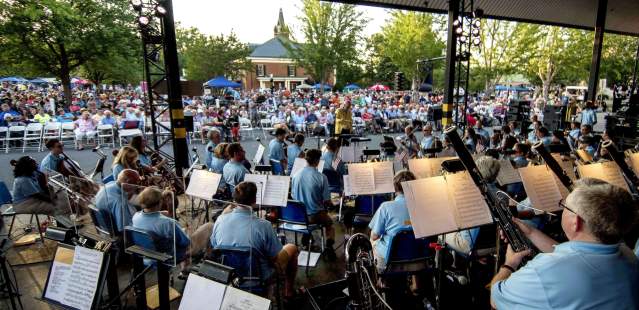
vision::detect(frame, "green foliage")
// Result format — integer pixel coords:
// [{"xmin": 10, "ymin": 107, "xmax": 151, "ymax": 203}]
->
[
  {"xmin": 286, "ymin": 0, "xmax": 368, "ymax": 85},
  {"xmin": 362, "ymin": 33, "xmax": 399, "ymax": 86},
  {"xmin": 600, "ymin": 35, "xmax": 639, "ymax": 85},
  {"xmin": 176, "ymin": 27, "xmax": 253, "ymax": 81},
  {"xmin": 379, "ymin": 11, "xmax": 445, "ymax": 90},
  {"xmin": 469, "ymin": 20, "xmax": 517, "ymax": 93},
  {"xmin": 0, "ymin": 0, "xmax": 137, "ymax": 101}
]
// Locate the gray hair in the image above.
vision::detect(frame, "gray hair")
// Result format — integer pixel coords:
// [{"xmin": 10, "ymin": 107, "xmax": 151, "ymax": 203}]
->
[
  {"xmin": 476, "ymin": 155, "xmax": 500, "ymax": 183},
  {"xmin": 208, "ymin": 128, "xmax": 220, "ymax": 140},
  {"xmin": 566, "ymin": 178, "xmax": 638, "ymax": 244}
]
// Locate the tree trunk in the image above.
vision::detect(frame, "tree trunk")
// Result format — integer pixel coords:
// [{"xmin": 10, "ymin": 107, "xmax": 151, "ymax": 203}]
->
[
  {"xmin": 59, "ymin": 44, "xmax": 72, "ymax": 107},
  {"xmin": 542, "ymin": 81, "xmax": 550, "ymax": 101}
]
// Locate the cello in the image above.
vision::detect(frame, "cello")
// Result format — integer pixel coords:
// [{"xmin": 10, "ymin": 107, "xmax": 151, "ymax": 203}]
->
[{"xmin": 57, "ymin": 152, "xmax": 86, "ymax": 179}]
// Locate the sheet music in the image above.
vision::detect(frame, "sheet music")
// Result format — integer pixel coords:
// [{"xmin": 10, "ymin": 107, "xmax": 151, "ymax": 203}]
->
[
  {"xmin": 186, "ymin": 170, "xmax": 221, "ymax": 201},
  {"xmin": 446, "ymin": 172, "xmax": 492, "ymax": 229},
  {"xmin": 64, "ymin": 247, "xmax": 104, "ymax": 310},
  {"xmin": 402, "ymin": 176, "xmax": 457, "ymax": 238},
  {"xmin": 44, "ymin": 247, "xmax": 74, "ymax": 304},
  {"xmin": 347, "ymin": 163, "xmax": 375, "ymax": 195},
  {"xmin": 262, "ymin": 175, "xmax": 290, "ymax": 207},
  {"xmin": 518, "ymin": 165, "xmax": 563, "ymax": 212},
  {"xmin": 252, "ymin": 144, "xmax": 265, "ymax": 164},
  {"xmin": 630, "ymin": 153, "xmax": 639, "ymax": 176},
  {"xmin": 372, "ymin": 161, "xmax": 394, "ymax": 193},
  {"xmin": 243, "ymin": 174, "xmax": 268, "ymax": 205},
  {"xmin": 220, "ymin": 286, "xmax": 271, "ymax": 310},
  {"xmin": 179, "ymin": 273, "xmax": 227, "ymax": 310},
  {"xmin": 577, "ymin": 161, "xmax": 630, "ymax": 192},
  {"xmin": 343, "ymin": 175, "xmax": 353, "ymax": 196},
  {"xmin": 289, "ymin": 157, "xmax": 324, "ymax": 177},
  {"xmin": 408, "ymin": 157, "xmax": 456, "ymax": 179},
  {"xmin": 339, "ymin": 145, "xmax": 365, "ymax": 163},
  {"xmin": 496, "ymin": 159, "xmax": 521, "ymax": 185}
]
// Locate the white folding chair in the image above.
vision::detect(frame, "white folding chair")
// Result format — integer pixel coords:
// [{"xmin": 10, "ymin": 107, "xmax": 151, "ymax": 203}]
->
[
  {"xmin": 239, "ymin": 117, "xmax": 253, "ymax": 138},
  {"xmin": 97, "ymin": 124, "xmax": 115, "ymax": 148},
  {"xmin": 41, "ymin": 122, "xmax": 62, "ymax": 151},
  {"xmin": 6, "ymin": 126, "xmax": 25, "ymax": 153},
  {"xmin": 23, "ymin": 123, "xmax": 43, "ymax": 152},
  {"xmin": 260, "ymin": 118, "xmax": 274, "ymax": 139},
  {"xmin": 60, "ymin": 123, "xmax": 76, "ymax": 146},
  {"xmin": 118, "ymin": 129, "xmax": 143, "ymax": 146},
  {"xmin": 0, "ymin": 127, "xmax": 7, "ymax": 152}
]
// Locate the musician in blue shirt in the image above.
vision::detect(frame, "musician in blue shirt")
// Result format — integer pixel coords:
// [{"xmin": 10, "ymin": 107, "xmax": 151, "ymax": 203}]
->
[
  {"xmin": 490, "ymin": 178, "xmax": 638, "ymax": 310},
  {"xmin": 268, "ymin": 128, "xmax": 287, "ymax": 175},
  {"xmin": 209, "ymin": 143, "xmax": 228, "ymax": 174},
  {"xmin": 286, "ymin": 133, "xmax": 304, "ymax": 173},
  {"xmin": 567, "ymin": 121, "xmax": 581, "ymax": 148},
  {"xmin": 94, "ymin": 169, "xmax": 140, "ymax": 233},
  {"xmin": 222, "ymin": 143, "xmax": 249, "ymax": 193},
  {"xmin": 210, "ymin": 182, "xmax": 299, "ymax": 298},
  {"xmin": 369, "ymin": 170, "xmax": 416, "ymax": 271},
  {"xmin": 291, "ymin": 149, "xmax": 336, "ymax": 259},
  {"xmin": 40, "ymin": 139, "xmax": 65, "ymax": 174},
  {"xmin": 580, "ymin": 101, "xmax": 597, "ymax": 126},
  {"xmin": 512, "ymin": 143, "xmax": 529, "ymax": 168},
  {"xmin": 321, "ymin": 138, "xmax": 346, "ymax": 175},
  {"xmin": 205, "ymin": 129, "xmax": 221, "ymax": 170}
]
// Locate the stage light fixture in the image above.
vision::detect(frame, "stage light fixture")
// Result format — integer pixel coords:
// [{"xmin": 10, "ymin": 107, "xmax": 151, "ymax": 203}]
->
[
  {"xmin": 155, "ymin": 5, "xmax": 167, "ymax": 16},
  {"xmin": 472, "ymin": 28, "xmax": 480, "ymax": 36},
  {"xmin": 473, "ymin": 37, "xmax": 481, "ymax": 46},
  {"xmin": 138, "ymin": 15, "xmax": 150, "ymax": 27},
  {"xmin": 459, "ymin": 35, "xmax": 467, "ymax": 43},
  {"xmin": 455, "ymin": 27, "xmax": 463, "ymax": 35},
  {"xmin": 131, "ymin": 0, "xmax": 143, "ymax": 11},
  {"xmin": 453, "ymin": 19, "xmax": 460, "ymax": 27},
  {"xmin": 473, "ymin": 19, "xmax": 481, "ymax": 28}
]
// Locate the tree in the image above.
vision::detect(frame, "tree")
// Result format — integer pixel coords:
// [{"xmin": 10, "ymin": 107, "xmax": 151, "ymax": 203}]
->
[
  {"xmin": 287, "ymin": 0, "xmax": 368, "ymax": 87},
  {"xmin": 0, "ymin": 0, "xmax": 137, "ymax": 105},
  {"xmin": 362, "ymin": 33, "xmax": 399, "ymax": 86},
  {"xmin": 79, "ymin": 46, "xmax": 142, "ymax": 86},
  {"xmin": 508, "ymin": 24, "xmax": 589, "ymax": 99},
  {"xmin": 379, "ymin": 11, "xmax": 445, "ymax": 90},
  {"xmin": 600, "ymin": 34, "xmax": 639, "ymax": 86},
  {"xmin": 470, "ymin": 20, "xmax": 517, "ymax": 93},
  {"xmin": 176, "ymin": 27, "xmax": 253, "ymax": 81}
]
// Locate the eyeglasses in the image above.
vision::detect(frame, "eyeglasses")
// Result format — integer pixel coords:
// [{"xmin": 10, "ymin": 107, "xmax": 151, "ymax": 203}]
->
[{"xmin": 558, "ymin": 199, "xmax": 584, "ymax": 221}]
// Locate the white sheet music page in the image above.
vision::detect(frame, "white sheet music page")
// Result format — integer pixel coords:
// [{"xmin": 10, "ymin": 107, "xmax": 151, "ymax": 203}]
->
[
  {"xmin": 402, "ymin": 176, "xmax": 457, "ymax": 238},
  {"xmin": 577, "ymin": 161, "xmax": 630, "ymax": 192},
  {"xmin": 408, "ymin": 157, "xmax": 456, "ymax": 179},
  {"xmin": 518, "ymin": 165, "xmax": 562, "ymax": 212},
  {"xmin": 179, "ymin": 273, "xmax": 226, "ymax": 310},
  {"xmin": 290, "ymin": 158, "xmax": 324, "ymax": 177},
  {"xmin": 496, "ymin": 159, "xmax": 521, "ymax": 185},
  {"xmin": 347, "ymin": 163, "xmax": 375, "ymax": 195},
  {"xmin": 221, "ymin": 286, "xmax": 271, "ymax": 310},
  {"xmin": 343, "ymin": 175, "xmax": 353, "ymax": 196},
  {"xmin": 243, "ymin": 174, "xmax": 268, "ymax": 205},
  {"xmin": 630, "ymin": 153, "xmax": 639, "ymax": 176},
  {"xmin": 64, "ymin": 246, "xmax": 104, "ymax": 310},
  {"xmin": 186, "ymin": 170, "xmax": 221, "ymax": 201},
  {"xmin": 252, "ymin": 144, "xmax": 265, "ymax": 164},
  {"xmin": 262, "ymin": 175, "xmax": 290, "ymax": 207},
  {"xmin": 340, "ymin": 145, "xmax": 356, "ymax": 162},
  {"xmin": 44, "ymin": 246, "xmax": 74, "ymax": 304},
  {"xmin": 446, "ymin": 172, "xmax": 492, "ymax": 229},
  {"xmin": 372, "ymin": 161, "xmax": 395, "ymax": 194}
]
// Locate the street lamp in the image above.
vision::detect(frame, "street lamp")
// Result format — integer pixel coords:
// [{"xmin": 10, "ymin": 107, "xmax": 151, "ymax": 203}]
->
[{"xmin": 269, "ymin": 73, "xmax": 274, "ymax": 94}]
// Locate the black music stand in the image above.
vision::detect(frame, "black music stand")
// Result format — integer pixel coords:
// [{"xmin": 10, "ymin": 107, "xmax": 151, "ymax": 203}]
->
[{"xmin": 0, "ymin": 239, "xmax": 21, "ymax": 310}]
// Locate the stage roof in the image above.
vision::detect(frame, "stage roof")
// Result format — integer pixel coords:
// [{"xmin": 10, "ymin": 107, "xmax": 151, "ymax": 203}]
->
[{"xmin": 325, "ymin": 0, "xmax": 639, "ymax": 36}]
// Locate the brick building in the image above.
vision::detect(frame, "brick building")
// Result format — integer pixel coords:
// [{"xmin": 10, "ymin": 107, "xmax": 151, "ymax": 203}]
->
[{"xmin": 242, "ymin": 9, "xmax": 332, "ymax": 90}]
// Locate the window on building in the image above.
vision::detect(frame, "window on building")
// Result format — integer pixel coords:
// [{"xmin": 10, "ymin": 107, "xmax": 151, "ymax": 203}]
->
[
  {"xmin": 287, "ymin": 65, "xmax": 296, "ymax": 77},
  {"xmin": 256, "ymin": 64, "xmax": 265, "ymax": 77}
]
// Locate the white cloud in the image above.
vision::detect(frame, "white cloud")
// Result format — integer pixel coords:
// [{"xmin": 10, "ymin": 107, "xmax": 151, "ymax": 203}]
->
[{"xmin": 173, "ymin": 0, "xmax": 390, "ymax": 44}]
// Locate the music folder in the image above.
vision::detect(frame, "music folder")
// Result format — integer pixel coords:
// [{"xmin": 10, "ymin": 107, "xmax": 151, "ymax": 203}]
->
[
  {"xmin": 577, "ymin": 161, "xmax": 630, "ymax": 192},
  {"xmin": 518, "ymin": 165, "xmax": 563, "ymax": 212},
  {"xmin": 401, "ymin": 172, "xmax": 493, "ymax": 238},
  {"xmin": 243, "ymin": 174, "xmax": 291, "ymax": 207},
  {"xmin": 496, "ymin": 159, "xmax": 521, "ymax": 186},
  {"xmin": 290, "ymin": 157, "xmax": 324, "ymax": 177},
  {"xmin": 346, "ymin": 161, "xmax": 394, "ymax": 195},
  {"xmin": 628, "ymin": 153, "xmax": 639, "ymax": 176},
  {"xmin": 408, "ymin": 157, "xmax": 457, "ymax": 179},
  {"xmin": 179, "ymin": 273, "xmax": 270, "ymax": 310},
  {"xmin": 185, "ymin": 169, "xmax": 222, "ymax": 201}
]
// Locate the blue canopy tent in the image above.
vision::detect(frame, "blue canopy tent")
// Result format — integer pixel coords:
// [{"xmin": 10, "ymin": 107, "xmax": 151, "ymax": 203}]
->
[
  {"xmin": 29, "ymin": 78, "xmax": 49, "ymax": 84},
  {"xmin": 204, "ymin": 76, "xmax": 242, "ymax": 88},
  {"xmin": 495, "ymin": 85, "xmax": 531, "ymax": 92},
  {"xmin": 313, "ymin": 83, "xmax": 332, "ymax": 90},
  {"xmin": 0, "ymin": 76, "xmax": 29, "ymax": 83},
  {"xmin": 343, "ymin": 84, "xmax": 360, "ymax": 91}
]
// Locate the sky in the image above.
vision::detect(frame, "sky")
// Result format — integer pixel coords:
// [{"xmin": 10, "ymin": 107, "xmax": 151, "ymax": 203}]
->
[{"xmin": 172, "ymin": 0, "xmax": 391, "ymax": 44}]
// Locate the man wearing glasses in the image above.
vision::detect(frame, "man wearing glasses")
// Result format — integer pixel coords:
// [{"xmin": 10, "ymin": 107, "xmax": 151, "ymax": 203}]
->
[{"xmin": 490, "ymin": 178, "xmax": 638, "ymax": 309}]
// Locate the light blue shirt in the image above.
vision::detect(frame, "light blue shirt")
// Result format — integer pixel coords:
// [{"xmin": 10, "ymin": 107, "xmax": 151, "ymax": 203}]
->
[
  {"xmin": 527, "ymin": 131, "xmax": 538, "ymax": 143},
  {"xmin": 268, "ymin": 138, "xmax": 286, "ymax": 162},
  {"xmin": 512, "ymin": 156, "xmax": 529, "ymax": 168},
  {"xmin": 94, "ymin": 182, "xmax": 137, "ymax": 233},
  {"xmin": 287, "ymin": 144, "xmax": 303, "ymax": 172},
  {"xmin": 492, "ymin": 241, "xmax": 639, "ymax": 310},
  {"xmin": 291, "ymin": 166, "xmax": 330, "ymax": 215},
  {"xmin": 210, "ymin": 208, "xmax": 282, "ymax": 279},
  {"xmin": 40, "ymin": 153, "xmax": 63, "ymax": 174},
  {"xmin": 368, "ymin": 194, "xmax": 412, "ymax": 261},
  {"xmin": 12, "ymin": 175, "xmax": 42, "ymax": 203},
  {"xmin": 581, "ymin": 109, "xmax": 597, "ymax": 126},
  {"xmin": 138, "ymin": 153, "xmax": 152, "ymax": 167},
  {"xmin": 321, "ymin": 150, "xmax": 346, "ymax": 175},
  {"xmin": 132, "ymin": 211, "xmax": 190, "ymax": 260},
  {"xmin": 420, "ymin": 135, "xmax": 435, "ymax": 150},
  {"xmin": 100, "ymin": 116, "xmax": 117, "ymax": 126},
  {"xmin": 205, "ymin": 141, "xmax": 216, "ymax": 169},
  {"xmin": 111, "ymin": 163, "xmax": 125, "ymax": 181},
  {"xmin": 210, "ymin": 157, "xmax": 228, "ymax": 174},
  {"xmin": 222, "ymin": 160, "xmax": 248, "ymax": 193}
]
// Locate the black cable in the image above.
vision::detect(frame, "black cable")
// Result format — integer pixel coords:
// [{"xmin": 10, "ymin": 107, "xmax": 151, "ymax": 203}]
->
[{"xmin": 325, "ymin": 296, "xmax": 348, "ymax": 310}]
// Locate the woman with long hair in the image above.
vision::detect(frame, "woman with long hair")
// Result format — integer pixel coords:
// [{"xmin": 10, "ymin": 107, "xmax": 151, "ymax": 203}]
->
[{"xmin": 111, "ymin": 146, "xmax": 139, "ymax": 180}]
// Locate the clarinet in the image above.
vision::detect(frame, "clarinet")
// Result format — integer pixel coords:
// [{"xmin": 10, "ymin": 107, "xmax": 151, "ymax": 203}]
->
[
  {"xmin": 602, "ymin": 140, "xmax": 639, "ymax": 189},
  {"xmin": 444, "ymin": 126, "xmax": 536, "ymax": 254},
  {"xmin": 532, "ymin": 141, "xmax": 574, "ymax": 190},
  {"xmin": 345, "ymin": 233, "xmax": 384, "ymax": 310}
]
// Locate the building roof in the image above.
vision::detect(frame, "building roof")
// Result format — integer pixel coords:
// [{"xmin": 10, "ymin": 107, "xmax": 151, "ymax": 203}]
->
[
  {"xmin": 325, "ymin": 0, "xmax": 639, "ymax": 36},
  {"xmin": 249, "ymin": 35, "xmax": 299, "ymax": 59}
]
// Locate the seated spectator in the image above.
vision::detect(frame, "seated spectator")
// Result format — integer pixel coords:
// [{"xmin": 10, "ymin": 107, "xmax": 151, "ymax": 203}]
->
[
  {"xmin": 100, "ymin": 110, "xmax": 117, "ymax": 126},
  {"xmin": 74, "ymin": 111, "xmax": 97, "ymax": 150},
  {"xmin": 33, "ymin": 108, "xmax": 51, "ymax": 124}
]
